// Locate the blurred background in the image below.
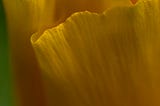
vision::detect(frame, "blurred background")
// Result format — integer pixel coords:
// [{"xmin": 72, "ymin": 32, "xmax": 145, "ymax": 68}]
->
[{"xmin": 0, "ymin": 1, "xmax": 14, "ymax": 106}]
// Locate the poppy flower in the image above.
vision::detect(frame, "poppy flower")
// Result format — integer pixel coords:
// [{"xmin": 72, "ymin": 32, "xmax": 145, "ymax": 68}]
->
[{"xmin": 3, "ymin": 0, "xmax": 160, "ymax": 106}]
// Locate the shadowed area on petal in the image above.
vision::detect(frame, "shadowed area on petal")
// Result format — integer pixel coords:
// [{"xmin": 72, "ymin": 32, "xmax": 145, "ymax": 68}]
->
[
  {"xmin": 53, "ymin": 0, "xmax": 131, "ymax": 25},
  {"xmin": 31, "ymin": 0, "xmax": 160, "ymax": 106}
]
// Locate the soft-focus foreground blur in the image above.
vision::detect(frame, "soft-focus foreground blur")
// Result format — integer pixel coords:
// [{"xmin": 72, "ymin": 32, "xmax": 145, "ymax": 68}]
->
[{"xmin": 3, "ymin": 0, "xmax": 160, "ymax": 106}]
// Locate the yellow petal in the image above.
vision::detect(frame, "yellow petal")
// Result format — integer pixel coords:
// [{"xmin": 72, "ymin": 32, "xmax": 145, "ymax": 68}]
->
[
  {"xmin": 32, "ymin": 0, "xmax": 160, "ymax": 106},
  {"xmin": 3, "ymin": 0, "xmax": 131, "ymax": 106}
]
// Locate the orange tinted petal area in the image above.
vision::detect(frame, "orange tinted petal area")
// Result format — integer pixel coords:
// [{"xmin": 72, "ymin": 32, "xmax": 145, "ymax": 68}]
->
[{"xmin": 131, "ymin": 0, "xmax": 138, "ymax": 4}]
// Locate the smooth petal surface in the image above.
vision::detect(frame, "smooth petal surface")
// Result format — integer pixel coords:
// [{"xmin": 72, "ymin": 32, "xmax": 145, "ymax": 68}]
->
[{"xmin": 32, "ymin": 0, "xmax": 160, "ymax": 106}]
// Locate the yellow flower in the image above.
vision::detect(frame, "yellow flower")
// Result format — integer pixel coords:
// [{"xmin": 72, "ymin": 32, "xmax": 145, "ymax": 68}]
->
[{"xmin": 3, "ymin": 0, "xmax": 160, "ymax": 106}]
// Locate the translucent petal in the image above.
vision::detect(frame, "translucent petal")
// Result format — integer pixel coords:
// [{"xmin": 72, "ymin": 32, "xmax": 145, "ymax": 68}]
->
[{"xmin": 32, "ymin": 0, "xmax": 160, "ymax": 106}]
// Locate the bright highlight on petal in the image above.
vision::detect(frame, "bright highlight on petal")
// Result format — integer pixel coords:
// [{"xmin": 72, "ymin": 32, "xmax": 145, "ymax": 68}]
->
[{"xmin": 32, "ymin": 0, "xmax": 160, "ymax": 106}]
